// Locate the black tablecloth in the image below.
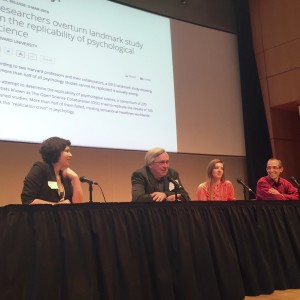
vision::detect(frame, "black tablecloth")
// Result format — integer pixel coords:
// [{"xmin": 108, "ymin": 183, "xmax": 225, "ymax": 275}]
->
[{"xmin": 1, "ymin": 201, "xmax": 300, "ymax": 300}]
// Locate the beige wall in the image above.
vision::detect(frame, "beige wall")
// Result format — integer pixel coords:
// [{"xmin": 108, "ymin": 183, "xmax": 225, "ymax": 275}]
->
[
  {"xmin": 249, "ymin": 0, "xmax": 300, "ymax": 179},
  {"xmin": 0, "ymin": 141, "xmax": 247, "ymax": 205}
]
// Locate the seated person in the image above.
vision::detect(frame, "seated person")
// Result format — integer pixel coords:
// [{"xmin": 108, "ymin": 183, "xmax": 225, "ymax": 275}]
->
[
  {"xmin": 21, "ymin": 136, "xmax": 84, "ymax": 205},
  {"xmin": 196, "ymin": 159, "xmax": 235, "ymax": 201},
  {"xmin": 131, "ymin": 147, "xmax": 190, "ymax": 202},
  {"xmin": 256, "ymin": 158, "xmax": 298, "ymax": 200}
]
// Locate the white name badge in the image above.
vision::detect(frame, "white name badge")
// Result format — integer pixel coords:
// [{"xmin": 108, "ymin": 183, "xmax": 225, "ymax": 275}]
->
[
  {"xmin": 169, "ymin": 182, "xmax": 175, "ymax": 191},
  {"xmin": 48, "ymin": 181, "xmax": 58, "ymax": 189}
]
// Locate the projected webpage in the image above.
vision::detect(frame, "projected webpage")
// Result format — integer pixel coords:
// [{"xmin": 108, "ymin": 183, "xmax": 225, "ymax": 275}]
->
[{"xmin": 0, "ymin": 0, "xmax": 177, "ymax": 151}]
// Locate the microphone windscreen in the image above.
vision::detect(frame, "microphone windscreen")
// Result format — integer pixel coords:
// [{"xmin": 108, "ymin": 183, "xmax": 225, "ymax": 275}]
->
[{"xmin": 80, "ymin": 176, "xmax": 86, "ymax": 183}]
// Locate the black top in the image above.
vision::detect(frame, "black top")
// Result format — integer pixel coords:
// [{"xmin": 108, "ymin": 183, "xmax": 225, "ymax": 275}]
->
[{"xmin": 21, "ymin": 161, "xmax": 73, "ymax": 204}]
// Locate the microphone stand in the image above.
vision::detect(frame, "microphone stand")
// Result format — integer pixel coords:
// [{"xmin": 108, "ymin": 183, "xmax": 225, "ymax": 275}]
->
[
  {"xmin": 243, "ymin": 188, "xmax": 256, "ymax": 200},
  {"xmin": 291, "ymin": 177, "xmax": 300, "ymax": 199},
  {"xmin": 242, "ymin": 186, "xmax": 247, "ymax": 201},
  {"xmin": 295, "ymin": 185, "xmax": 300, "ymax": 200},
  {"xmin": 237, "ymin": 179, "xmax": 256, "ymax": 200},
  {"xmin": 174, "ymin": 185, "xmax": 178, "ymax": 201},
  {"xmin": 89, "ymin": 182, "xmax": 93, "ymax": 203}
]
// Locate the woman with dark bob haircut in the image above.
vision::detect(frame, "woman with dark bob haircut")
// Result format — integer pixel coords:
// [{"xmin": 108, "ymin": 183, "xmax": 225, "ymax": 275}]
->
[{"xmin": 21, "ymin": 137, "xmax": 83, "ymax": 205}]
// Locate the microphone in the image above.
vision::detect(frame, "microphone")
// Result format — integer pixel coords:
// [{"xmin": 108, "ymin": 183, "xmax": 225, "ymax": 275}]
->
[
  {"xmin": 80, "ymin": 176, "xmax": 107, "ymax": 203},
  {"xmin": 167, "ymin": 176, "xmax": 182, "ymax": 189},
  {"xmin": 237, "ymin": 178, "xmax": 255, "ymax": 196},
  {"xmin": 290, "ymin": 176, "xmax": 300, "ymax": 188},
  {"xmin": 80, "ymin": 176, "xmax": 98, "ymax": 185}
]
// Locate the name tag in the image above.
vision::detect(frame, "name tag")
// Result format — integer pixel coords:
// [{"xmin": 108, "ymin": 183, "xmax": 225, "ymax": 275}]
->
[
  {"xmin": 48, "ymin": 181, "xmax": 58, "ymax": 189},
  {"xmin": 169, "ymin": 182, "xmax": 175, "ymax": 191}
]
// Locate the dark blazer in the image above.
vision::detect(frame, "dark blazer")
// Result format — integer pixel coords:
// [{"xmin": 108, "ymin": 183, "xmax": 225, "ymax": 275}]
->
[
  {"xmin": 21, "ymin": 161, "xmax": 73, "ymax": 204},
  {"xmin": 131, "ymin": 166, "xmax": 190, "ymax": 202}
]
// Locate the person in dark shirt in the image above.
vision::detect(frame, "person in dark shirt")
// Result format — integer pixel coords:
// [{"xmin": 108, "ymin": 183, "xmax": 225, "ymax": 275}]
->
[
  {"xmin": 131, "ymin": 147, "xmax": 190, "ymax": 202},
  {"xmin": 21, "ymin": 136, "xmax": 83, "ymax": 205},
  {"xmin": 256, "ymin": 158, "xmax": 298, "ymax": 200}
]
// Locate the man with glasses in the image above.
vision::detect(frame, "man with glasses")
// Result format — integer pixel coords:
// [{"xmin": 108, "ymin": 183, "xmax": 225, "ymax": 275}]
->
[
  {"xmin": 256, "ymin": 158, "xmax": 298, "ymax": 200},
  {"xmin": 131, "ymin": 147, "xmax": 190, "ymax": 202}
]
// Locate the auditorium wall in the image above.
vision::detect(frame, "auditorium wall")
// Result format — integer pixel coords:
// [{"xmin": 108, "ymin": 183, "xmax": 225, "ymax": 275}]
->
[
  {"xmin": 0, "ymin": 141, "xmax": 247, "ymax": 205},
  {"xmin": 248, "ymin": 0, "xmax": 300, "ymax": 180}
]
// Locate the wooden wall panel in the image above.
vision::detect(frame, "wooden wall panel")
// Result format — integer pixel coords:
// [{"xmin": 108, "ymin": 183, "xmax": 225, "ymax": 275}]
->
[
  {"xmin": 0, "ymin": 141, "xmax": 247, "ymax": 206},
  {"xmin": 255, "ymin": 51, "xmax": 267, "ymax": 79},
  {"xmin": 259, "ymin": 77, "xmax": 274, "ymax": 139},
  {"xmin": 248, "ymin": 0, "xmax": 300, "ymax": 182},
  {"xmin": 271, "ymin": 108, "xmax": 300, "ymax": 140},
  {"xmin": 268, "ymin": 68, "xmax": 300, "ymax": 107},
  {"xmin": 259, "ymin": 0, "xmax": 300, "ymax": 49},
  {"xmin": 272, "ymin": 139, "xmax": 300, "ymax": 181},
  {"xmin": 265, "ymin": 39, "xmax": 300, "ymax": 76}
]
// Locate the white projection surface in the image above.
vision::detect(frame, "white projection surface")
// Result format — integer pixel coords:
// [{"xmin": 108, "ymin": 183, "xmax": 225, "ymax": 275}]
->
[
  {"xmin": 0, "ymin": 0, "xmax": 177, "ymax": 151},
  {"xmin": 0, "ymin": 0, "xmax": 246, "ymax": 156}
]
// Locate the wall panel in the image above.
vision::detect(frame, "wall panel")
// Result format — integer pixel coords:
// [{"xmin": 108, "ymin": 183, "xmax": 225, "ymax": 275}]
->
[
  {"xmin": 249, "ymin": 0, "xmax": 300, "ymax": 184},
  {"xmin": 0, "ymin": 141, "xmax": 247, "ymax": 206}
]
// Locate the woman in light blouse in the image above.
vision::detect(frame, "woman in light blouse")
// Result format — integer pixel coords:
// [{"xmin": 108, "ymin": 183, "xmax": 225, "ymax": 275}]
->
[{"xmin": 196, "ymin": 159, "xmax": 235, "ymax": 201}]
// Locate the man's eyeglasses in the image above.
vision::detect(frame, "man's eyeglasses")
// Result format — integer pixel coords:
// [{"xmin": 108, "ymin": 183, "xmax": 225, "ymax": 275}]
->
[
  {"xmin": 153, "ymin": 160, "xmax": 169, "ymax": 166},
  {"xmin": 266, "ymin": 166, "xmax": 281, "ymax": 170}
]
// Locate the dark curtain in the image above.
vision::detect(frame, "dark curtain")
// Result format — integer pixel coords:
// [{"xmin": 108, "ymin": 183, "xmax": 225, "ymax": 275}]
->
[
  {"xmin": 233, "ymin": 0, "xmax": 272, "ymax": 195},
  {"xmin": 1, "ymin": 201, "xmax": 300, "ymax": 300}
]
